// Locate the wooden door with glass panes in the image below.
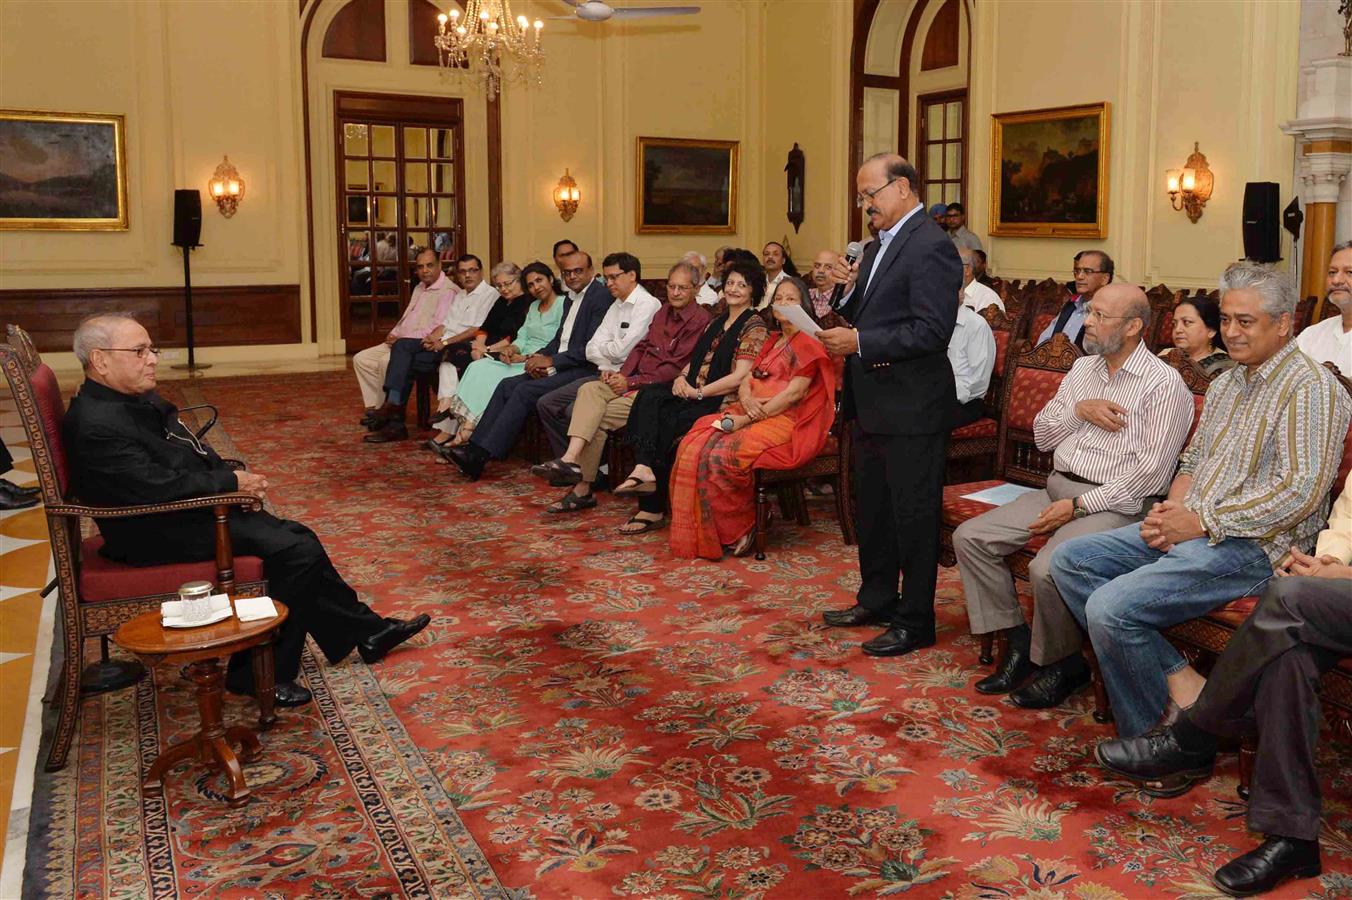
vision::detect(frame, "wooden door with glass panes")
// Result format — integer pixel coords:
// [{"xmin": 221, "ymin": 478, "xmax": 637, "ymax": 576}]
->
[
  {"xmin": 335, "ymin": 92, "xmax": 466, "ymax": 354},
  {"xmin": 916, "ymin": 90, "xmax": 967, "ymax": 210}
]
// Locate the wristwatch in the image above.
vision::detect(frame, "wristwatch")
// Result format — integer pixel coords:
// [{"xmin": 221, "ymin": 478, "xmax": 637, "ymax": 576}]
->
[{"xmin": 1071, "ymin": 496, "xmax": 1088, "ymax": 519}]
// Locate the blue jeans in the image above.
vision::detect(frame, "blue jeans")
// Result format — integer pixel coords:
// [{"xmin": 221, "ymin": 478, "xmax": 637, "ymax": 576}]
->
[{"xmin": 1048, "ymin": 523, "xmax": 1273, "ymax": 738}]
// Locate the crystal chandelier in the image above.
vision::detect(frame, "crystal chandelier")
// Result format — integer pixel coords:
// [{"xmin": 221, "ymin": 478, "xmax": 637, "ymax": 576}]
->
[{"xmin": 435, "ymin": 1, "xmax": 545, "ymax": 102}]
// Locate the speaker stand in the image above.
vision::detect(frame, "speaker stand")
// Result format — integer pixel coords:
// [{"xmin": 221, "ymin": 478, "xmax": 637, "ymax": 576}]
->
[{"xmin": 170, "ymin": 243, "xmax": 211, "ymax": 375}]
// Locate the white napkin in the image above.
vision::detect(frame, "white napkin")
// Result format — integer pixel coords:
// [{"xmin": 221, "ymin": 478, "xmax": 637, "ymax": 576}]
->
[
  {"xmin": 161, "ymin": 593, "xmax": 233, "ymax": 627},
  {"xmin": 234, "ymin": 596, "xmax": 279, "ymax": 622}
]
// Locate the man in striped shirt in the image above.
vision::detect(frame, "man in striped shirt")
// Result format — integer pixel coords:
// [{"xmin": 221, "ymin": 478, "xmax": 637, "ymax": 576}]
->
[
  {"xmin": 954, "ymin": 283, "xmax": 1195, "ymax": 707},
  {"xmin": 1049, "ymin": 264, "xmax": 1352, "ymax": 739}
]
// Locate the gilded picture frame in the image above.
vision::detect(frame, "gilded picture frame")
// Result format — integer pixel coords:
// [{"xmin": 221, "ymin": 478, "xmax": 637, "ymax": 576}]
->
[
  {"xmin": 0, "ymin": 109, "xmax": 129, "ymax": 231},
  {"xmin": 989, "ymin": 102, "xmax": 1109, "ymax": 239},
  {"xmin": 636, "ymin": 137, "xmax": 738, "ymax": 235}
]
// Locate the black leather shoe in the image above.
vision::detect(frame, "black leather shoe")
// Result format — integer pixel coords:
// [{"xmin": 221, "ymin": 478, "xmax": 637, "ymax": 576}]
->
[
  {"xmin": 363, "ymin": 422, "xmax": 408, "ymax": 443},
  {"xmin": 227, "ymin": 678, "xmax": 312, "ymax": 708},
  {"xmin": 1094, "ymin": 727, "xmax": 1216, "ymax": 797},
  {"xmin": 1010, "ymin": 658, "xmax": 1089, "ymax": 709},
  {"xmin": 975, "ymin": 646, "xmax": 1034, "ymax": 694},
  {"xmin": 360, "ymin": 409, "xmax": 379, "ymax": 427},
  {"xmin": 861, "ymin": 627, "xmax": 935, "ymax": 657},
  {"xmin": 1, "ymin": 478, "xmax": 39, "ymax": 498},
  {"xmin": 1213, "ymin": 837, "xmax": 1320, "ymax": 897},
  {"xmin": 447, "ymin": 444, "xmax": 485, "ymax": 481},
  {"xmin": 0, "ymin": 483, "xmax": 39, "ymax": 510},
  {"xmin": 822, "ymin": 605, "xmax": 889, "ymax": 628},
  {"xmin": 358, "ymin": 614, "xmax": 431, "ymax": 664}
]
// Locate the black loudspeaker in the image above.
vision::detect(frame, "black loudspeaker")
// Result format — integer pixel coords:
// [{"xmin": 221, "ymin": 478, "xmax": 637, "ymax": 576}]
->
[
  {"xmin": 1242, "ymin": 182, "xmax": 1281, "ymax": 263},
  {"xmin": 172, "ymin": 189, "xmax": 202, "ymax": 248}
]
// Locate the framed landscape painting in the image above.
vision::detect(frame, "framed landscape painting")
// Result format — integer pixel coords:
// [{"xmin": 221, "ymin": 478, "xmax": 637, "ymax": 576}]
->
[
  {"xmin": 990, "ymin": 102, "xmax": 1108, "ymax": 238},
  {"xmin": 0, "ymin": 109, "xmax": 128, "ymax": 231},
  {"xmin": 636, "ymin": 137, "xmax": 738, "ymax": 234}
]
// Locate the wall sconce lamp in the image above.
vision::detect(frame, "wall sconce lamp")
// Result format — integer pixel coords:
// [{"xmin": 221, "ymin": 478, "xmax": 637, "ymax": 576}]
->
[
  {"xmin": 553, "ymin": 168, "xmax": 579, "ymax": 222},
  {"xmin": 1165, "ymin": 142, "xmax": 1213, "ymax": 223},
  {"xmin": 207, "ymin": 156, "xmax": 245, "ymax": 218}
]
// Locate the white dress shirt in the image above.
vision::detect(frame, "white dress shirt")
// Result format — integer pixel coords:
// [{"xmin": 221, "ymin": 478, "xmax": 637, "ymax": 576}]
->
[
  {"xmin": 1295, "ymin": 313, "xmax": 1352, "ymax": 370},
  {"xmin": 585, "ymin": 283, "xmax": 661, "ymax": 370},
  {"xmin": 558, "ymin": 284, "xmax": 591, "ymax": 353},
  {"xmin": 854, "ymin": 202, "xmax": 925, "ymax": 359},
  {"xmin": 761, "ymin": 269, "xmax": 788, "ymax": 308},
  {"xmin": 696, "ymin": 282, "xmax": 719, "ymax": 307},
  {"xmin": 947, "ymin": 305, "xmax": 996, "ymax": 405},
  {"xmin": 962, "ymin": 280, "xmax": 1004, "ymax": 314},
  {"xmin": 439, "ymin": 279, "xmax": 500, "ymax": 340}
]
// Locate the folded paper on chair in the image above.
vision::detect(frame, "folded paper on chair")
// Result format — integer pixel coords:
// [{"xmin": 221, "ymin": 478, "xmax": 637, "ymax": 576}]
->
[
  {"xmin": 960, "ymin": 482, "xmax": 1039, "ymax": 506},
  {"xmin": 161, "ymin": 594, "xmax": 279, "ymax": 627}
]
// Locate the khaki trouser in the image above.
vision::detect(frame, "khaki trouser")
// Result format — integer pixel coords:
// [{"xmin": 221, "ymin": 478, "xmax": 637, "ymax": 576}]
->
[
  {"xmin": 568, "ymin": 380, "xmax": 636, "ymax": 482},
  {"xmin": 352, "ymin": 342, "xmax": 392, "ymax": 409},
  {"xmin": 951, "ymin": 471, "xmax": 1145, "ymax": 666}
]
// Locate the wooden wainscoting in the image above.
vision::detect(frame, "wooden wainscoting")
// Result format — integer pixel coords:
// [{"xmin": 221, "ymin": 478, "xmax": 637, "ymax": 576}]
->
[{"xmin": 0, "ymin": 284, "xmax": 302, "ymax": 353}]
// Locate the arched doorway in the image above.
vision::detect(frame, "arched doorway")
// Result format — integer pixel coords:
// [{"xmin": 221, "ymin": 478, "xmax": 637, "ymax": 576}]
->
[{"xmin": 847, "ymin": 0, "xmax": 971, "ymax": 241}]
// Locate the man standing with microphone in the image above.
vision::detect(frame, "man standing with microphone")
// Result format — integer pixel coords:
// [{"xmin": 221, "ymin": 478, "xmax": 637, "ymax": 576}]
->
[{"xmin": 818, "ymin": 153, "xmax": 962, "ymax": 657}]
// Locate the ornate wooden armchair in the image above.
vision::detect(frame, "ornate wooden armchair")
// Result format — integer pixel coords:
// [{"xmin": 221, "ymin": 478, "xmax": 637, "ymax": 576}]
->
[
  {"xmin": 1142, "ymin": 284, "xmax": 1181, "ymax": 352},
  {"xmin": 945, "ymin": 307, "xmax": 1021, "ymax": 484},
  {"xmin": 939, "ymin": 334, "xmax": 1082, "ymax": 662},
  {"xmin": 1021, "ymin": 278, "xmax": 1073, "ymax": 344},
  {"xmin": 0, "ymin": 331, "xmax": 267, "ymax": 772},
  {"xmin": 752, "ymin": 404, "xmax": 856, "ymax": 560}
]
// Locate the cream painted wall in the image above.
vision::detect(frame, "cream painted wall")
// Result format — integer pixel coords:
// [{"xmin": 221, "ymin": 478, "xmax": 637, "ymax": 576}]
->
[{"xmin": 0, "ymin": 0, "xmax": 309, "ymax": 358}]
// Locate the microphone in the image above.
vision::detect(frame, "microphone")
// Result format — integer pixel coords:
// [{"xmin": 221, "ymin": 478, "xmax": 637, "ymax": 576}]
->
[{"xmin": 830, "ymin": 241, "xmax": 864, "ymax": 313}]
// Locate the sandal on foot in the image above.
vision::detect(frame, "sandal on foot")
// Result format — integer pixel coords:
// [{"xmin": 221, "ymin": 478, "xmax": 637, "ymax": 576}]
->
[
  {"xmin": 618, "ymin": 514, "xmax": 667, "ymax": 535},
  {"xmin": 612, "ymin": 475, "xmax": 657, "ymax": 496},
  {"xmin": 531, "ymin": 458, "xmax": 583, "ymax": 486},
  {"xmin": 547, "ymin": 491, "xmax": 597, "ymax": 514},
  {"xmin": 729, "ymin": 529, "xmax": 757, "ymax": 557}
]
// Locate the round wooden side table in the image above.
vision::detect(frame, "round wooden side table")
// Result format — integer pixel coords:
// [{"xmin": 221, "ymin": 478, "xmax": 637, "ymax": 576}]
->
[{"xmin": 115, "ymin": 602, "xmax": 289, "ymax": 807}]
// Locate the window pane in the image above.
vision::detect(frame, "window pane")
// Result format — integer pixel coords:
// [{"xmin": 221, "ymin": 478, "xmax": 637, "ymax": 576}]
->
[
  {"xmin": 372, "ymin": 232, "xmax": 399, "ymax": 262},
  {"xmin": 945, "ymin": 101, "xmax": 962, "ymax": 138},
  {"xmin": 373, "ymin": 198, "xmax": 397, "ymax": 228},
  {"xmin": 372, "ymin": 161, "xmax": 396, "ymax": 192},
  {"xmin": 431, "ymin": 199, "xmax": 455, "ymax": 228},
  {"xmin": 347, "ymin": 232, "xmax": 369, "ymax": 261},
  {"xmin": 431, "ymin": 163, "xmax": 456, "ymax": 193},
  {"xmin": 345, "ymin": 195, "xmax": 369, "ymax": 226},
  {"xmin": 375, "ymin": 267, "xmax": 400, "ymax": 294},
  {"xmin": 377, "ymin": 300, "xmax": 402, "ymax": 319},
  {"xmin": 405, "ymin": 197, "xmax": 429, "ymax": 228},
  {"xmin": 406, "ymin": 232, "xmax": 429, "ymax": 258},
  {"xmin": 346, "ymin": 161, "xmax": 369, "ymax": 191},
  {"xmin": 926, "ymin": 143, "xmax": 943, "ymax": 181},
  {"xmin": 371, "ymin": 125, "xmax": 395, "ymax": 157},
  {"xmin": 432, "ymin": 230, "xmax": 455, "ymax": 256},
  {"xmin": 343, "ymin": 123, "xmax": 368, "ymax": 157},
  {"xmin": 405, "ymin": 162, "xmax": 429, "ymax": 194},
  {"xmin": 945, "ymin": 183, "xmax": 962, "ymax": 205},
  {"xmin": 926, "ymin": 103, "xmax": 942, "ymax": 140},
  {"xmin": 348, "ymin": 265, "xmax": 372, "ymax": 296},
  {"xmin": 405, "ymin": 127, "xmax": 427, "ymax": 159},
  {"xmin": 349, "ymin": 299, "xmax": 373, "ymax": 320},
  {"xmin": 927, "ymin": 184, "xmax": 942, "ymax": 207},
  {"xmin": 945, "ymin": 143, "xmax": 962, "ymax": 180},
  {"xmin": 430, "ymin": 129, "xmax": 454, "ymax": 159}
]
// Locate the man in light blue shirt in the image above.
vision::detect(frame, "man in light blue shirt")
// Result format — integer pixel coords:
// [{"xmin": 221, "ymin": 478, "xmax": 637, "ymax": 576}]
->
[{"xmin": 1036, "ymin": 250, "xmax": 1114, "ymax": 348}]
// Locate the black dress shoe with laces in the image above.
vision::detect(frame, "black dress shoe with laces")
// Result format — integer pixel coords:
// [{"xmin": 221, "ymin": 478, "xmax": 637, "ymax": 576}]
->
[
  {"xmin": 1093, "ymin": 727, "xmax": 1216, "ymax": 797},
  {"xmin": 1212, "ymin": 837, "xmax": 1320, "ymax": 897},
  {"xmin": 1010, "ymin": 657, "xmax": 1090, "ymax": 709},
  {"xmin": 358, "ymin": 614, "xmax": 432, "ymax": 664},
  {"xmin": 975, "ymin": 646, "xmax": 1034, "ymax": 695},
  {"xmin": 860, "ymin": 626, "xmax": 935, "ymax": 657},
  {"xmin": 447, "ymin": 444, "xmax": 486, "ymax": 481},
  {"xmin": 822, "ymin": 605, "xmax": 889, "ymax": 628},
  {"xmin": 1, "ymin": 478, "xmax": 39, "ymax": 498},
  {"xmin": 227, "ymin": 678, "xmax": 312, "ymax": 708},
  {"xmin": 363, "ymin": 421, "xmax": 409, "ymax": 443}
]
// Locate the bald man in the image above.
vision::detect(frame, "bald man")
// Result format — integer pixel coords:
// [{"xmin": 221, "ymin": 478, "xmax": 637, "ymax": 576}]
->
[{"xmin": 953, "ymin": 283, "xmax": 1195, "ymax": 710}]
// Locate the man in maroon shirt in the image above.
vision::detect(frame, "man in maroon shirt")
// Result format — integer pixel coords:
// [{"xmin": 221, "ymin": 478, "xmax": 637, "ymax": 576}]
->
[{"xmin": 531, "ymin": 261, "xmax": 711, "ymax": 513}]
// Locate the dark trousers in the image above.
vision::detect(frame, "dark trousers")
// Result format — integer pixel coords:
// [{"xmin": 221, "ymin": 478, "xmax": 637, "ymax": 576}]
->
[
  {"xmin": 472, "ymin": 367, "xmax": 596, "ymax": 459},
  {"xmin": 382, "ymin": 338, "xmax": 443, "ymax": 405},
  {"xmin": 537, "ymin": 376, "xmax": 598, "ymax": 458},
  {"xmin": 104, "ymin": 510, "xmax": 385, "ymax": 683},
  {"xmin": 852, "ymin": 425, "xmax": 948, "ymax": 636},
  {"xmin": 0, "ymin": 436, "xmax": 12, "ymax": 473},
  {"xmin": 946, "ymin": 397, "xmax": 985, "ymax": 431},
  {"xmin": 1188, "ymin": 575, "xmax": 1352, "ymax": 841},
  {"xmin": 626, "ymin": 384, "xmax": 721, "ymax": 515}
]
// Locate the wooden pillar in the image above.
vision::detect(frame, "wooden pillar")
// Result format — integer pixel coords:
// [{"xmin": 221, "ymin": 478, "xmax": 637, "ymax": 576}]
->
[
  {"xmin": 1301, "ymin": 201, "xmax": 1337, "ymax": 313},
  {"xmin": 1298, "ymin": 140, "xmax": 1352, "ymax": 319}
]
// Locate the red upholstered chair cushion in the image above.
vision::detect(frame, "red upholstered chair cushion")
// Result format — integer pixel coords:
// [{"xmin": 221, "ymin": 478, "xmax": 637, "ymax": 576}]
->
[
  {"xmin": 951, "ymin": 418, "xmax": 997, "ymax": 441},
  {"xmin": 1156, "ymin": 309, "xmax": 1174, "ymax": 346},
  {"xmin": 1024, "ymin": 533, "xmax": 1050, "ymax": 554},
  {"xmin": 79, "ymin": 535, "xmax": 265, "ymax": 603},
  {"xmin": 1003, "ymin": 366, "xmax": 1066, "ymax": 433},
  {"xmin": 30, "ymin": 363, "xmax": 70, "ymax": 495},
  {"xmin": 1030, "ymin": 311, "xmax": 1057, "ymax": 342},
  {"xmin": 992, "ymin": 331, "xmax": 1012, "ymax": 378},
  {"xmin": 1206, "ymin": 595, "xmax": 1260, "ymax": 627},
  {"xmin": 1186, "ymin": 393, "xmax": 1206, "ymax": 444},
  {"xmin": 942, "ymin": 480, "xmax": 1002, "ymax": 527}
]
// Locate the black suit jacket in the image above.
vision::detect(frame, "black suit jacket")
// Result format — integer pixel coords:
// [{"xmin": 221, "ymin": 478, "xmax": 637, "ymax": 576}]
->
[
  {"xmin": 841, "ymin": 210, "xmax": 962, "ymax": 435},
  {"xmin": 541, "ymin": 279, "xmax": 612, "ymax": 372},
  {"xmin": 63, "ymin": 379, "xmax": 238, "ymax": 557}
]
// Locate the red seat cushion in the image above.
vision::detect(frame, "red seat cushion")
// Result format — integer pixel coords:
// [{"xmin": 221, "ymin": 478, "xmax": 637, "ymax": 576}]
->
[
  {"xmin": 31, "ymin": 363, "xmax": 70, "ymax": 495},
  {"xmin": 992, "ymin": 330, "xmax": 1012, "ymax": 378},
  {"xmin": 943, "ymin": 481, "xmax": 1048, "ymax": 557},
  {"xmin": 951, "ymin": 417, "xmax": 997, "ymax": 441},
  {"xmin": 1203, "ymin": 595, "xmax": 1260, "ymax": 628},
  {"xmin": 79, "ymin": 535, "xmax": 265, "ymax": 603}
]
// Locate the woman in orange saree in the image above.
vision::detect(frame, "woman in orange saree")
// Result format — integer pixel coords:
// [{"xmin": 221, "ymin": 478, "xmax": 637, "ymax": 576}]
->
[{"xmin": 670, "ymin": 277, "xmax": 837, "ymax": 559}]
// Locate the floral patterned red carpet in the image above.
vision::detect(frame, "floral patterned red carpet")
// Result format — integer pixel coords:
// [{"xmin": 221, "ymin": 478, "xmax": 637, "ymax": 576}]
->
[{"xmin": 25, "ymin": 370, "xmax": 1351, "ymax": 898}]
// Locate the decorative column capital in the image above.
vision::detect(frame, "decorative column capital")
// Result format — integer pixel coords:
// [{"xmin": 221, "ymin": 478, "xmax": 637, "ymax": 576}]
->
[{"xmin": 1299, "ymin": 151, "xmax": 1352, "ymax": 204}]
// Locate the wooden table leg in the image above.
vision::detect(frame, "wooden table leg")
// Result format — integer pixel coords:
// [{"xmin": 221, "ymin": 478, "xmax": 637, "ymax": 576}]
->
[{"xmin": 251, "ymin": 642, "xmax": 277, "ymax": 730}]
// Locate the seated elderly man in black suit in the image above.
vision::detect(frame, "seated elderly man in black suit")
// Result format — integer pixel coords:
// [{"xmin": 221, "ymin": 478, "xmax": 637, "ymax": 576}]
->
[{"xmin": 65, "ymin": 313, "xmax": 429, "ymax": 707}]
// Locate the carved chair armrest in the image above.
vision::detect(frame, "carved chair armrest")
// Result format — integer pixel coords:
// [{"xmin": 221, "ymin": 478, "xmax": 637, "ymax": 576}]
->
[
  {"xmin": 178, "ymin": 404, "xmax": 219, "ymax": 439},
  {"xmin": 46, "ymin": 493, "xmax": 263, "ymax": 519}
]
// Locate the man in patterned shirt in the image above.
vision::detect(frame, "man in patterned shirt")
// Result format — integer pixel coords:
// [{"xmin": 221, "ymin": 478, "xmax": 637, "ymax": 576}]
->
[{"xmin": 1049, "ymin": 263, "xmax": 1352, "ymax": 739}]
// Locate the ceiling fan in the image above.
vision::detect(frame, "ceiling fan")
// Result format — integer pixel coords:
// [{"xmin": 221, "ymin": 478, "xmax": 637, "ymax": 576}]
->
[{"xmin": 551, "ymin": 0, "xmax": 700, "ymax": 22}]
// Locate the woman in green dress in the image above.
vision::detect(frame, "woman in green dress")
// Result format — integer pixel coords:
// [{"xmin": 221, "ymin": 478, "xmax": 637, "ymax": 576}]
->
[{"xmin": 444, "ymin": 261, "xmax": 563, "ymax": 450}]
